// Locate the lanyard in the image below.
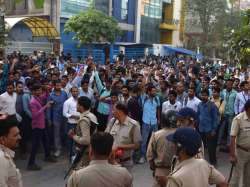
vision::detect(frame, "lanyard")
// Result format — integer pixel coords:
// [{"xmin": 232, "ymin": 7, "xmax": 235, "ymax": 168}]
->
[{"xmin": 242, "ymin": 92, "xmax": 249, "ymax": 102}]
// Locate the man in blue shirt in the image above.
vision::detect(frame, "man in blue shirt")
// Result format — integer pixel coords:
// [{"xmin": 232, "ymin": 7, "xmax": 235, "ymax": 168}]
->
[
  {"xmin": 218, "ymin": 79, "xmax": 237, "ymax": 151},
  {"xmin": 139, "ymin": 84, "xmax": 160, "ymax": 164},
  {"xmin": 47, "ymin": 80, "xmax": 68, "ymax": 157},
  {"xmin": 94, "ymin": 71, "xmax": 111, "ymax": 131},
  {"xmin": 197, "ymin": 89, "xmax": 219, "ymax": 166}
]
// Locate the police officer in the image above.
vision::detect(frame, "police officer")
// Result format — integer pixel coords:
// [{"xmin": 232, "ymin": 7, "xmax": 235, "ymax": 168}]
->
[
  {"xmin": 0, "ymin": 114, "xmax": 23, "ymax": 187},
  {"xmin": 67, "ymin": 132, "xmax": 132, "ymax": 187},
  {"xmin": 176, "ymin": 107, "xmax": 204, "ymax": 158},
  {"xmin": 105, "ymin": 102, "xmax": 141, "ymax": 172},
  {"xmin": 230, "ymin": 100, "xmax": 250, "ymax": 187},
  {"xmin": 68, "ymin": 96, "xmax": 98, "ymax": 168},
  {"xmin": 176, "ymin": 107, "xmax": 197, "ymax": 128},
  {"xmin": 146, "ymin": 110, "xmax": 177, "ymax": 187},
  {"xmin": 166, "ymin": 128, "xmax": 228, "ymax": 187}
]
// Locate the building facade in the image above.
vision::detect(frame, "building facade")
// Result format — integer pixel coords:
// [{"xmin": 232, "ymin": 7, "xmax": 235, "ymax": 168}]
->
[
  {"xmin": 4, "ymin": 0, "xmax": 187, "ymax": 60},
  {"xmin": 136, "ymin": 0, "xmax": 184, "ymax": 46},
  {"xmin": 4, "ymin": 0, "xmax": 60, "ymax": 54},
  {"xmin": 60, "ymin": 0, "xmax": 138, "ymax": 61}
]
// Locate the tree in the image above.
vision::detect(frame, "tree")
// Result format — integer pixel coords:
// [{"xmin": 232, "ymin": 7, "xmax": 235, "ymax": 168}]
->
[
  {"xmin": 0, "ymin": 0, "xmax": 6, "ymax": 55},
  {"xmin": 227, "ymin": 9, "xmax": 250, "ymax": 66},
  {"xmin": 185, "ymin": 0, "xmax": 228, "ymax": 56},
  {"xmin": 64, "ymin": 7, "xmax": 122, "ymax": 50}
]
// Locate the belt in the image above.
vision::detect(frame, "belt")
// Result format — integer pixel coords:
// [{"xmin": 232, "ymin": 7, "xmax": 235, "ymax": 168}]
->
[
  {"xmin": 237, "ymin": 145, "xmax": 250, "ymax": 152},
  {"xmin": 119, "ymin": 157, "xmax": 131, "ymax": 162}
]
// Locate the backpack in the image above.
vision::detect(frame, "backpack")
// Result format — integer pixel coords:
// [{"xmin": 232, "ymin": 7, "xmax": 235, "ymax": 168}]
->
[{"xmin": 82, "ymin": 116, "xmax": 98, "ymax": 135}]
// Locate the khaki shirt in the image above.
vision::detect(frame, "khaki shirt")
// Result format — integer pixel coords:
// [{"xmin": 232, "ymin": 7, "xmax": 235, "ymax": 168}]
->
[
  {"xmin": 67, "ymin": 160, "xmax": 132, "ymax": 187},
  {"xmin": 231, "ymin": 112, "xmax": 250, "ymax": 149},
  {"xmin": 147, "ymin": 128, "xmax": 176, "ymax": 169},
  {"xmin": 0, "ymin": 145, "xmax": 22, "ymax": 187},
  {"xmin": 73, "ymin": 110, "xmax": 98, "ymax": 146},
  {"xmin": 167, "ymin": 158, "xmax": 225, "ymax": 187},
  {"xmin": 105, "ymin": 116, "xmax": 141, "ymax": 159},
  {"xmin": 73, "ymin": 110, "xmax": 98, "ymax": 167}
]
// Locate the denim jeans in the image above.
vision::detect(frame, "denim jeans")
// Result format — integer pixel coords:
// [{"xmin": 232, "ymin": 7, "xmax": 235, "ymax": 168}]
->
[
  {"xmin": 28, "ymin": 128, "xmax": 50, "ymax": 165},
  {"xmin": 19, "ymin": 114, "xmax": 32, "ymax": 154},
  {"xmin": 218, "ymin": 114, "xmax": 234, "ymax": 146},
  {"xmin": 140, "ymin": 122, "xmax": 158, "ymax": 158},
  {"xmin": 66, "ymin": 123, "xmax": 76, "ymax": 159},
  {"xmin": 53, "ymin": 120, "xmax": 62, "ymax": 152},
  {"xmin": 200, "ymin": 132, "xmax": 217, "ymax": 165}
]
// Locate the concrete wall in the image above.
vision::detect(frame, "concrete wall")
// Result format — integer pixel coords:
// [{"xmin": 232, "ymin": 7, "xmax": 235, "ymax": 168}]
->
[{"xmin": 172, "ymin": 0, "xmax": 183, "ymax": 46}]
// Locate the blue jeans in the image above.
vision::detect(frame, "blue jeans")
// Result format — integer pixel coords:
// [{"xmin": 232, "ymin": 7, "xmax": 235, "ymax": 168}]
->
[
  {"xmin": 140, "ymin": 122, "xmax": 158, "ymax": 158},
  {"xmin": 66, "ymin": 123, "xmax": 76, "ymax": 159},
  {"xmin": 218, "ymin": 114, "xmax": 234, "ymax": 146}
]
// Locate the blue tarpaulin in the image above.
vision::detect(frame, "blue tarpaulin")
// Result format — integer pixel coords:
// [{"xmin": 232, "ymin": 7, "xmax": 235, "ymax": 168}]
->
[{"xmin": 163, "ymin": 46, "xmax": 203, "ymax": 60}]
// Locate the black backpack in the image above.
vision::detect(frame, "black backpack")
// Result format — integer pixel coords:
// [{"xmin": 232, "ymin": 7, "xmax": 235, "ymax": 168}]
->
[{"xmin": 82, "ymin": 116, "xmax": 98, "ymax": 135}]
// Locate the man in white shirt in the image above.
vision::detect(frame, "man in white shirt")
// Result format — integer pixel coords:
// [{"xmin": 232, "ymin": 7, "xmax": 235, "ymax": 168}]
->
[
  {"xmin": 63, "ymin": 86, "xmax": 80, "ymax": 161},
  {"xmin": 234, "ymin": 81, "xmax": 250, "ymax": 115},
  {"xmin": 184, "ymin": 87, "xmax": 201, "ymax": 112},
  {"xmin": 0, "ymin": 82, "xmax": 17, "ymax": 116},
  {"xmin": 162, "ymin": 90, "xmax": 182, "ymax": 114}
]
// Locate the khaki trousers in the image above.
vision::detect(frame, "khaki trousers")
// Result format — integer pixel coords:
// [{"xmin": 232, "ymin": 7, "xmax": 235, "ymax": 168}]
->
[{"xmin": 230, "ymin": 148, "xmax": 250, "ymax": 187}]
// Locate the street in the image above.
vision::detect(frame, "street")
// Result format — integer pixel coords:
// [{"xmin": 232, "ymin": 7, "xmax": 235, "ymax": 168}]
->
[{"xmin": 16, "ymin": 151, "xmax": 231, "ymax": 187}]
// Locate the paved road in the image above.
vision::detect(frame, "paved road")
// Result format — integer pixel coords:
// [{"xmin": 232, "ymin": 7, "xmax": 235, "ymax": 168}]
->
[{"xmin": 15, "ymin": 151, "xmax": 230, "ymax": 187}]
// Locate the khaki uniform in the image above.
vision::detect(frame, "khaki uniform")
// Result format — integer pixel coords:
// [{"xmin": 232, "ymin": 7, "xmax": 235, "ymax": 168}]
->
[
  {"xmin": 67, "ymin": 160, "xmax": 132, "ymax": 187},
  {"xmin": 167, "ymin": 158, "xmax": 225, "ymax": 187},
  {"xmin": 73, "ymin": 110, "xmax": 98, "ymax": 168},
  {"xmin": 230, "ymin": 112, "xmax": 250, "ymax": 187},
  {"xmin": 105, "ymin": 116, "xmax": 141, "ymax": 171},
  {"xmin": 0, "ymin": 145, "xmax": 23, "ymax": 187},
  {"xmin": 146, "ymin": 128, "xmax": 176, "ymax": 187}
]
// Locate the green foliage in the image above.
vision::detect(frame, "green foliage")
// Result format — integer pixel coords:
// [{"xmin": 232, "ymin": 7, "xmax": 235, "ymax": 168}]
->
[
  {"xmin": 0, "ymin": 17, "xmax": 6, "ymax": 49},
  {"xmin": 15, "ymin": 0, "xmax": 24, "ymax": 5},
  {"xmin": 64, "ymin": 8, "xmax": 121, "ymax": 45},
  {"xmin": 187, "ymin": 0, "xmax": 227, "ymax": 34},
  {"xmin": 34, "ymin": 0, "xmax": 44, "ymax": 9},
  {"xmin": 185, "ymin": 0, "xmax": 228, "ymax": 56},
  {"xmin": 227, "ymin": 9, "xmax": 250, "ymax": 65}
]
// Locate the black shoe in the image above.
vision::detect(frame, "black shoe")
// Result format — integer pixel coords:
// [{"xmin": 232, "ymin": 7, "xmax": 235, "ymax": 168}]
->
[
  {"xmin": 44, "ymin": 156, "xmax": 57, "ymax": 163},
  {"xmin": 27, "ymin": 164, "xmax": 42, "ymax": 171}
]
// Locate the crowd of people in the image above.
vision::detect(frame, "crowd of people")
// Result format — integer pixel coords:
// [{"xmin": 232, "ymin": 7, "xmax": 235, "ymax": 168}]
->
[{"xmin": 0, "ymin": 50, "xmax": 250, "ymax": 187}]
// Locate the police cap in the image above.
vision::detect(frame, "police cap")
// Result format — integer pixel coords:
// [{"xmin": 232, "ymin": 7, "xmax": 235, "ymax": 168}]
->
[{"xmin": 167, "ymin": 127, "xmax": 201, "ymax": 156}]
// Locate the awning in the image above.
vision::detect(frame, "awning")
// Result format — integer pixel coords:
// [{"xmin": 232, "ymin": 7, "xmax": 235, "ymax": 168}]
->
[
  {"xmin": 164, "ymin": 45, "xmax": 195, "ymax": 56},
  {"xmin": 163, "ymin": 45, "xmax": 203, "ymax": 59},
  {"xmin": 5, "ymin": 17, "xmax": 59, "ymax": 39}
]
